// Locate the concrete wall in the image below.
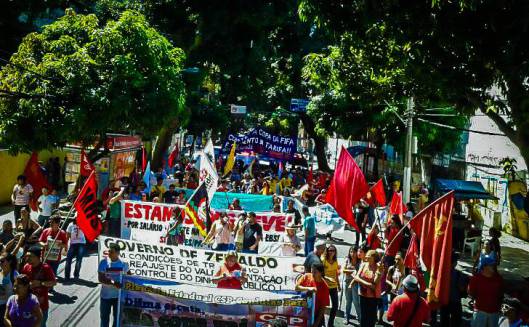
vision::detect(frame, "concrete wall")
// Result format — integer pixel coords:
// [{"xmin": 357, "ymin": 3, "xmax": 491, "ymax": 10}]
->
[{"xmin": 0, "ymin": 149, "xmax": 66, "ymax": 205}]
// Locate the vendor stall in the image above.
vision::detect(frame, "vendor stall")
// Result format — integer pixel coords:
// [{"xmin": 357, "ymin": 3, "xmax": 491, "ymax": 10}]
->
[{"xmin": 64, "ymin": 134, "xmax": 142, "ymax": 197}]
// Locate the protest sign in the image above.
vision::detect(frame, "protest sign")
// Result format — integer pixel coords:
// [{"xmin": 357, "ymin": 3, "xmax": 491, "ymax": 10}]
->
[
  {"xmin": 120, "ymin": 275, "xmax": 313, "ymax": 327},
  {"xmin": 100, "ymin": 236, "xmax": 306, "ymax": 291},
  {"xmin": 223, "ymin": 128, "xmax": 297, "ymax": 160},
  {"xmin": 309, "ymin": 204, "xmax": 346, "ymax": 234},
  {"xmin": 120, "ymin": 200, "xmax": 205, "ymax": 247},
  {"xmin": 120, "ymin": 200, "xmax": 294, "ymax": 248}
]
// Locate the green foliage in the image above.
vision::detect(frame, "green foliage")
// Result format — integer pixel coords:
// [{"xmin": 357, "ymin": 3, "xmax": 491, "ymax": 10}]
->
[{"xmin": 0, "ymin": 9, "xmax": 187, "ymax": 153}]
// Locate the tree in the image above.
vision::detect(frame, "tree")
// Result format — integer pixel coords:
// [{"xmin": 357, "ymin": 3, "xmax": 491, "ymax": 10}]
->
[
  {"xmin": 0, "ymin": 9, "xmax": 187, "ymax": 160},
  {"xmin": 298, "ymin": 0, "xmax": 529, "ymax": 168}
]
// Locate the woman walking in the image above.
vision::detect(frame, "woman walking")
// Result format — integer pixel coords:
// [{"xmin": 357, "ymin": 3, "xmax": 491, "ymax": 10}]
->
[
  {"xmin": 321, "ymin": 245, "xmax": 340, "ymax": 327},
  {"xmin": 354, "ymin": 250, "xmax": 382, "ymax": 327},
  {"xmin": 343, "ymin": 245, "xmax": 359, "ymax": 325},
  {"xmin": 4, "ymin": 274, "xmax": 42, "ymax": 327}
]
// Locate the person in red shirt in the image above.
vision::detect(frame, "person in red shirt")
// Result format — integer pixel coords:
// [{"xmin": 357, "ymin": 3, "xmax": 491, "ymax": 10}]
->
[
  {"xmin": 366, "ymin": 224, "xmax": 382, "ymax": 250},
  {"xmin": 296, "ymin": 263, "xmax": 330, "ymax": 327},
  {"xmin": 387, "ymin": 275, "xmax": 430, "ymax": 327},
  {"xmin": 21, "ymin": 246, "xmax": 57, "ymax": 327},
  {"xmin": 468, "ymin": 255, "xmax": 503, "ymax": 327},
  {"xmin": 384, "ymin": 215, "xmax": 404, "ymax": 265},
  {"xmin": 38, "ymin": 216, "xmax": 68, "ymax": 275},
  {"xmin": 212, "ymin": 251, "xmax": 247, "ymax": 289}
]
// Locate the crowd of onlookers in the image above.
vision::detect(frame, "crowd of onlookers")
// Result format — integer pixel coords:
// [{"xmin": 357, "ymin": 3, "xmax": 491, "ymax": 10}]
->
[{"xmin": 1, "ymin": 154, "xmax": 526, "ymax": 327}]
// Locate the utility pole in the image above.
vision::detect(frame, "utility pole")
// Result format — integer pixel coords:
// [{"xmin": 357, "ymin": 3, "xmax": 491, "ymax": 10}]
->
[{"xmin": 403, "ymin": 97, "xmax": 415, "ymax": 203}]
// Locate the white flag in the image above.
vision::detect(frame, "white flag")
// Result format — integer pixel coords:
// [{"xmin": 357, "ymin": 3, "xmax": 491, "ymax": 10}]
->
[
  {"xmin": 199, "ymin": 152, "xmax": 218, "ymax": 201},
  {"xmin": 204, "ymin": 139, "xmax": 215, "ymax": 163}
]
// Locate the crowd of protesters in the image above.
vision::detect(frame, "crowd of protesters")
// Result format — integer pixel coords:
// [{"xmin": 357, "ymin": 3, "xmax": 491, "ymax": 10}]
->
[{"xmin": 0, "ymin": 151, "xmax": 526, "ymax": 327}]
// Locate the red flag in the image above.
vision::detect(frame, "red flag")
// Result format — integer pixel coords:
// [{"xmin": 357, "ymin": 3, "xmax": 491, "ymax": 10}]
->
[
  {"xmin": 307, "ymin": 166, "xmax": 313, "ymax": 185},
  {"xmin": 404, "ymin": 233, "xmax": 418, "ymax": 270},
  {"xmin": 366, "ymin": 179, "xmax": 386, "ymax": 207},
  {"xmin": 325, "ymin": 146, "xmax": 369, "ymax": 231},
  {"xmin": 74, "ymin": 172, "xmax": 102, "ymax": 242},
  {"xmin": 23, "ymin": 152, "xmax": 52, "ymax": 211},
  {"xmin": 389, "ymin": 191, "xmax": 407, "ymax": 216},
  {"xmin": 408, "ymin": 191, "xmax": 455, "ymax": 308},
  {"xmin": 168, "ymin": 144, "xmax": 179, "ymax": 168},
  {"xmin": 80, "ymin": 149, "xmax": 95, "ymax": 177},
  {"xmin": 142, "ymin": 147, "xmax": 147, "ymax": 172}
]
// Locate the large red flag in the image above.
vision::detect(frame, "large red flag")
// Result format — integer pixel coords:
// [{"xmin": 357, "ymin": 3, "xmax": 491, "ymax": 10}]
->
[
  {"xmin": 168, "ymin": 144, "xmax": 180, "ymax": 168},
  {"xmin": 23, "ymin": 152, "xmax": 52, "ymax": 211},
  {"xmin": 80, "ymin": 149, "xmax": 95, "ymax": 177},
  {"xmin": 325, "ymin": 146, "xmax": 369, "ymax": 231},
  {"xmin": 408, "ymin": 191, "xmax": 455, "ymax": 308},
  {"xmin": 74, "ymin": 172, "xmax": 102, "ymax": 242},
  {"xmin": 366, "ymin": 179, "xmax": 386, "ymax": 207}
]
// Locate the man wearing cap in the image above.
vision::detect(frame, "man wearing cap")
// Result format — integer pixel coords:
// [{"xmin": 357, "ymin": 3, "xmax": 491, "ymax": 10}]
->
[
  {"xmin": 387, "ymin": 275, "xmax": 430, "ymax": 327},
  {"xmin": 98, "ymin": 243, "xmax": 130, "ymax": 327},
  {"xmin": 468, "ymin": 254, "xmax": 504, "ymax": 327},
  {"xmin": 279, "ymin": 222, "xmax": 301, "ymax": 256},
  {"xmin": 21, "ymin": 246, "xmax": 57, "ymax": 327},
  {"xmin": 303, "ymin": 240, "xmax": 326, "ymax": 273}
]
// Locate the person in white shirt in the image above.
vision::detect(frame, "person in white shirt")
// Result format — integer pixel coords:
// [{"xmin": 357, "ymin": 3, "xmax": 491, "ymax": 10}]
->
[
  {"xmin": 11, "ymin": 175, "xmax": 33, "ymax": 223},
  {"xmin": 64, "ymin": 220, "xmax": 86, "ymax": 280},
  {"xmin": 37, "ymin": 187, "xmax": 55, "ymax": 227},
  {"xmin": 203, "ymin": 213, "xmax": 233, "ymax": 251},
  {"xmin": 279, "ymin": 222, "xmax": 302, "ymax": 256}
]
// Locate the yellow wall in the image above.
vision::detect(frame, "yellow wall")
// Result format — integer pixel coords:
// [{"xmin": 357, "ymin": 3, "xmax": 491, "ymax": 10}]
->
[{"xmin": 0, "ymin": 149, "xmax": 66, "ymax": 205}]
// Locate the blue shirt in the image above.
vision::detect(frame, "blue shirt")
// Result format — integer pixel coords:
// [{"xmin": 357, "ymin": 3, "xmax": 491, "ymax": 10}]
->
[
  {"xmin": 98, "ymin": 258, "xmax": 129, "ymax": 299},
  {"xmin": 303, "ymin": 215, "xmax": 316, "ymax": 239}
]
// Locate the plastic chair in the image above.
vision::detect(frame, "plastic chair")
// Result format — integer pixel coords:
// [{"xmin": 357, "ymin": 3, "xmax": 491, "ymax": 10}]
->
[{"xmin": 463, "ymin": 236, "xmax": 481, "ymax": 257}]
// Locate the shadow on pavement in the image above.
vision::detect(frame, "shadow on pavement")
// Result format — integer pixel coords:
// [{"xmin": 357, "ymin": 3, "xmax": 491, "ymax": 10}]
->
[{"xmin": 49, "ymin": 290, "xmax": 78, "ymax": 305}]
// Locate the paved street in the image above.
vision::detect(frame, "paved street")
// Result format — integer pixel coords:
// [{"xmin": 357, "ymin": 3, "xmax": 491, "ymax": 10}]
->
[{"xmin": 1, "ymin": 207, "xmax": 528, "ymax": 327}]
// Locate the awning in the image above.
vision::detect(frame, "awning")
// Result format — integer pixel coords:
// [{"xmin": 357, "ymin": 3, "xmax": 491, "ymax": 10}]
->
[{"xmin": 434, "ymin": 179, "xmax": 497, "ymax": 200}]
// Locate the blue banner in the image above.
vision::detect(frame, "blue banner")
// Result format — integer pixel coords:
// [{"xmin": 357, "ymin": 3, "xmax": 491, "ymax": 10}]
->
[{"xmin": 223, "ymin": 127, "xmax": 298, "ymax": 160}]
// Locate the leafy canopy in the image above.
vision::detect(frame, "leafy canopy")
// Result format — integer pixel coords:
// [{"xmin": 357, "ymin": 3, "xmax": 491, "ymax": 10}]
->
[{"xmin": 0, "ymin": 9, "xmax": 186, "ymax": 153}]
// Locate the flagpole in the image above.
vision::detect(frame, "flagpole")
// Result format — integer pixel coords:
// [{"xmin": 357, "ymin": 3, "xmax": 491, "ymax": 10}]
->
[{"xmin": 42, "ymin": 171, "xmax": 95, "ymax": 264}]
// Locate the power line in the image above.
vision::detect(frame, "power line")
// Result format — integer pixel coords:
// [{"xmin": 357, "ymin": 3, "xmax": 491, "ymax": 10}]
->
[{"xmin": 417, "ymin": 117, "xmax": 507, "ymax": 136}]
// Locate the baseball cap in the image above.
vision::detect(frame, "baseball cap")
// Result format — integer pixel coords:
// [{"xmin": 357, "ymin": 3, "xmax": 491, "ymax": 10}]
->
[{"xmin": 402, "ymin": 275, "xmax": 419, "ymax": 292}]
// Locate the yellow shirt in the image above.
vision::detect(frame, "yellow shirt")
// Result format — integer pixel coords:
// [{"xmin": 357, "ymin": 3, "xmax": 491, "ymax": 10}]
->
[{"xmin": 321, "ymin": 257, "xmax": 339, "ymax": 289}]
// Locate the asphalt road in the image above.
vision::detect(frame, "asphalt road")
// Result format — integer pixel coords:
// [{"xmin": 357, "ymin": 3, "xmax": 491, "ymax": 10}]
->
[{"xmin": 0, "ymin": 208, "xmax": 478, "ymax": 327}]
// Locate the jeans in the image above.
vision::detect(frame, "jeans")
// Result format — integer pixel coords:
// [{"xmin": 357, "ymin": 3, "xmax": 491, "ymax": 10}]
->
[
  {"xmin": 215, "ymin": 243, "xmax": 229, "ymax": 251},
  {"xmin": 13, "ymin": 204, "xmax": 29, "ymax": 223},
  {"xmin": 471, "ymin": 311, "xmax": 499, "ymax": 327},
  {"xmin": 344, "ymin": 281, "xmax": 354, "ymax": 320},
  {"xmin": 41, "ymin": 309, "xmax": 48, "ymax": 327},
  {"xmin": 65, "ymin": 243, "xmax": 86, "ymax": 279},
  {"xmin": 328, "ymin": 287, "xmax": 339, "ymax": 327},
  {"xmin": 440, "ymin": 301, "xmax": 462, "ymax": 327},
  {"xmin": 352, "ymin": 283, "xmax": 361, "ymax": 322},
  {"xmin": 304, "ymin": 236, "xmax": 316, "ymax": 257},
  {"xmin": 100, "ymin": 297, "xmax": 119, "ymax": 327},
  {"xmin": 47, "ymin": 261, "xmax": 60, "ymax": 276},
  {"xmin": 359, "ymin": 296, "xmax": 378, "ymax": 327},
  {"xmin": 37, "ymin": 215, "xmax": 50, "ymax": 228}
]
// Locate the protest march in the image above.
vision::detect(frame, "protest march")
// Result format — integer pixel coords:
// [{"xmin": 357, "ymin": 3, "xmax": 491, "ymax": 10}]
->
[{"xmin": 0, "ymin": 131, "xmax": 520, "ymax": 327}]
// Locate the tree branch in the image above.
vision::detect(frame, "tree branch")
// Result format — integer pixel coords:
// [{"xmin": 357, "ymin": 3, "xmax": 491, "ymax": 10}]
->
[{"xmin": 479, "ymin": 107, "xmax": 517, "ymax": 143}]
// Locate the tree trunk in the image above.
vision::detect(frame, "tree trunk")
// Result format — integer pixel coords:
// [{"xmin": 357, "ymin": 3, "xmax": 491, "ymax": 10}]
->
[
  {"xmin": 152, "ymin": 119, "xmax": 179, "ymax": 170},
  {"xmin": 299, "ymin": 113, "xmax": 331, "ymax": 172}
]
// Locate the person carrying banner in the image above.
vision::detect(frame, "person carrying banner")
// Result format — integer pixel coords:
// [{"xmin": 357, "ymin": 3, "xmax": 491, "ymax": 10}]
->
[
  {"xmin": 279, "ymin": 222, "xmax": 301, "ymax": 256},
  {"xmin": 167, "ymin": 210, "xmax": 186, "ymax": 246},
  {"xmin": 233, "ymin": 213, "xmax": 247, "ymax": 252},
  {"xmin": 296, "ymin": 263, "xmax": 330, "ymax": 327},
  {"xmin": 38, "ymin": 216, "xmax": 68, "ymax": 275},
  {"xmin": 98, "ymin": 243, "xmax": 130, "ymax": 327},
  {"xmin": 203, "ymin": 212, "xmax": 233, "ymax": 251},
  {"xmin": 21, "ymin": 246, "xmax": 56, "ymax": 327},
  {"xmin": 212, "ymin": 251, "xmax": 247, "ymax": 289},
  {"xmin": 242, "ymin": 212, "xmax": 262, "ymax": 254},
  {"xmin": 107, "ymin": 190, "xmax": 124, "ymax": 238}
]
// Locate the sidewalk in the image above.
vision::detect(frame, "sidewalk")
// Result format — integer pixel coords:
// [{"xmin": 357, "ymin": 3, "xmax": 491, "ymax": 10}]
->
[{"xmin": 458, "ymin": 226, "xmax": 529, "ymax": 306}]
